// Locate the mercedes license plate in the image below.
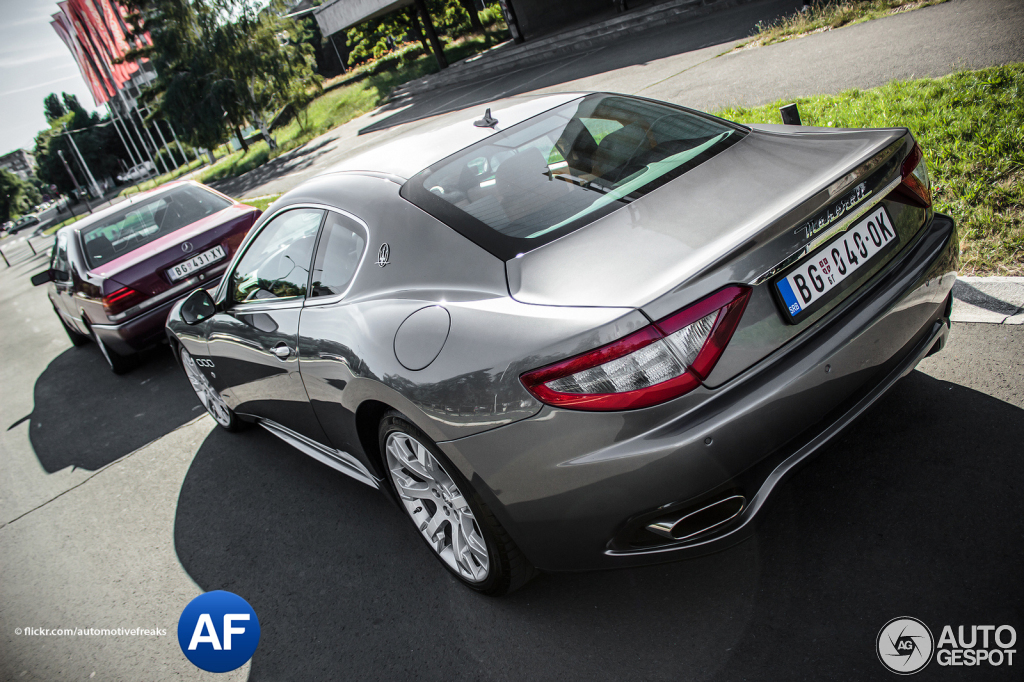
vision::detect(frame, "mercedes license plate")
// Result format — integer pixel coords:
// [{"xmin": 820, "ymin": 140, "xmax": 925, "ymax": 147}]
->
[{"xmin": 168, "ymin": 245, "xmax": 226, "ymax": 282}]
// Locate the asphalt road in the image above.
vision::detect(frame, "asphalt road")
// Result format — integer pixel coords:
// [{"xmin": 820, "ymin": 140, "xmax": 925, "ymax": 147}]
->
[{"xmin": 213, "ymin": 0, "xmax": 1024, "ymax": 201}]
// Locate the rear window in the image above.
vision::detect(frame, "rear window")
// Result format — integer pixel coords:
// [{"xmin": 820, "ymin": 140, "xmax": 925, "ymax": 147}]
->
[
  {"xmin": 402, "ymin": 94, "xmax": 745, "ymax": 260},
  {"xmin": 81, "ymin": 185, "xmax": 232, "ymax": 268}
]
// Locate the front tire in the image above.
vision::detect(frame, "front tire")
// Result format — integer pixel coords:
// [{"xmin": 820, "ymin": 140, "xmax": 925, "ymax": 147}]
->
[
  {"xmin": 180, "ymin": 346, "xmax": 242, "ymax": 431},
  {"xmin": 379, "ymin": 411, "xmax": 535, "ymax": 596}
]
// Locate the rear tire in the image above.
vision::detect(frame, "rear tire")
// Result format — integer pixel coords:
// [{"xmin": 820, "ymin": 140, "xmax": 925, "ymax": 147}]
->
[{"xmin": 379, "ymin": 411, "xmax": 535, "ymax": 596}]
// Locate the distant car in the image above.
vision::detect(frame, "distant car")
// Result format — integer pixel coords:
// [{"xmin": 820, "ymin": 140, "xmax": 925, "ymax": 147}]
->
[
  {"xmin": 117, "ymin": 161, "xmax": 157, "ymax": 184},
  {"xmin": 8, "ymin": 214, "xmax": 40, "ymax": 234},
  {"xmin": 31, "ymin": 181, "xmax": 260, "ymax": 373},
  {"xmin": 164, "ymin": 92, "xmax": 957, "ymax": 595}
]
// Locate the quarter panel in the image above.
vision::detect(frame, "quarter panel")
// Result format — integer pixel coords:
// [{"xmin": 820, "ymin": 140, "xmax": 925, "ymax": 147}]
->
[{"xmin": 299, "ymin": 292, "xmax": 651, "ymax": 448}]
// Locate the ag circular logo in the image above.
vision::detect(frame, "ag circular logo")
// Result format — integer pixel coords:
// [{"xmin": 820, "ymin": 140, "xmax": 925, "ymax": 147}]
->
[
  {"xmin": 877, "ymin": 617, "xmax": 934, "ymax": 674},
  {"xmin": 177, "ymin": 590, "xmax": 260, "ymax": 673}
]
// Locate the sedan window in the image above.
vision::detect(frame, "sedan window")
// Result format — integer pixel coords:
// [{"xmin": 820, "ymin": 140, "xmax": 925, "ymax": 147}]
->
[
  {"xmin": 80, "ymin": 185, "xmax": 232, "ymax": 267},
  {"xmin": 403, "ymin": 94, "xmax": 746, "ymax": 260},
  {"xmin": 230, "ymin": 208, "xmax": 324, "ymax": 303},
  {"xmin": 310, "ymin": 211, "xmax": 366, "ymax": 298}
]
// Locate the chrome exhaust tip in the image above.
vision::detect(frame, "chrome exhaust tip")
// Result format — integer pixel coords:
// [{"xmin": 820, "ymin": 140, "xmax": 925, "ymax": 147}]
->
[{"xmin": 646, "ymin": 494, "xmax": 746, "ymax": 541}]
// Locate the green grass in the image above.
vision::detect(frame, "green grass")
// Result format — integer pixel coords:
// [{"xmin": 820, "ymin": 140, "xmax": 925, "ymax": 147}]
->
[
  {"xmin": 737, "ymin": 0, "xmax": 947, "ymax": 50},
  {"xmin": 242, "ymin": 194, "xmax": 281, "ymax": 212},
  {"xmin": 716, "ymin": 65, "xmax": 1024, "ymax": 275}
]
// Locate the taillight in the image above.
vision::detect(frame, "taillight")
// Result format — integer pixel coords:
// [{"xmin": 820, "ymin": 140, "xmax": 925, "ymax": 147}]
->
[
  {"xmin": 521, "ymin": 286, "xmax": 751, "ymax": 411},
  {"xmin": 102, "ymin": 286, "xmax": 146, "ymax": 316},
  {"xmin": 893, "ymin": 142, "xmax": 931, "ymax": 208}
]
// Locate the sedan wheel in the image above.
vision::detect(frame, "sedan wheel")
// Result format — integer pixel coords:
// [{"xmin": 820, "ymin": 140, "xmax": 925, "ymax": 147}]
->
[
  {"xmin": 380, "ymin": 411, "xmax": 535, "ymax": 595},
  {"xmin": 180, "ymin": 347, "xmax": 238, "ymax": 430}
]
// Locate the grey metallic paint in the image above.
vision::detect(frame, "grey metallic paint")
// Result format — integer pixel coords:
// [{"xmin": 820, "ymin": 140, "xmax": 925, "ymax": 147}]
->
[{"xmin": 166, "ymin": 93, "xmax": 957, "ymax": 575}]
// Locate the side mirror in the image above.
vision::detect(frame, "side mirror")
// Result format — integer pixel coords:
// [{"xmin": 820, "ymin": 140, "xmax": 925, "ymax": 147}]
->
[
  {"xmin": 30, "ymin": 270, "xmax": 53, "ymax": 286},
  {"xmin": 181, "ymin": 288, "xmax": 217, "ymax": 325}
]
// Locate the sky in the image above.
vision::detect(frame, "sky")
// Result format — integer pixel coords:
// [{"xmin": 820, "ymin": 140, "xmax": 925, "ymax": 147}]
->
[{"xmin": 0, "ymin": 0, "xmax": 106, "ymax": 156}]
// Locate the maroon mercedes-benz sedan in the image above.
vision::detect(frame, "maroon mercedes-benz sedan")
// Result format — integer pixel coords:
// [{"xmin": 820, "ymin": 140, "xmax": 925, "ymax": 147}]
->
[{"xmin": 31, "ymin": 181, "xmax": 260, "ymax": 373}]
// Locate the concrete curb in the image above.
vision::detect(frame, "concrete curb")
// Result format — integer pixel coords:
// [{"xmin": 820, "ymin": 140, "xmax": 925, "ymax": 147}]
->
[{"xmin": 951, "ymin": 276, "xmax": 1024, "ymax": 324}]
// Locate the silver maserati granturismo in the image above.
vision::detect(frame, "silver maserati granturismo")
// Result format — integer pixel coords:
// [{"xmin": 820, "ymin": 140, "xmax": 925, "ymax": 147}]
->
[{"xmin": 166, "ymin": 92, "xmax": 957, "ymax": 595}]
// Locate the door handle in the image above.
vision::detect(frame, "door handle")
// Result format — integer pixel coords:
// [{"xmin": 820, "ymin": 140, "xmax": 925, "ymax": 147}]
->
[{"xmin": 271, "ymin": 344, "xmax": 292, "ymax": 359}]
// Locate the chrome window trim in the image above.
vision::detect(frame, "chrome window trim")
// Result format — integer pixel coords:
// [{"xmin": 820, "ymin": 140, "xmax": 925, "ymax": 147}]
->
[
  {"xmin": 215, "ymin": 204, "xmax": 327, "ymax": 307},
  {"xmin": 749, "ymin": 175, "xmax": 902, "ymax": 286},
  {"xmin": 214, "ymin": 203, "xmax": 370, "ymax": 310},
  {"xmin": 303, "ymin": 209, "xmax": 370, "ymax": 308}
]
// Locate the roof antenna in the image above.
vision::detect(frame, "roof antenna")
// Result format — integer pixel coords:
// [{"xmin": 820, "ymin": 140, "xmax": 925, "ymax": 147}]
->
[{"xmin": 474, "ymin": 108, "xmax": 498, "ymax": 128}]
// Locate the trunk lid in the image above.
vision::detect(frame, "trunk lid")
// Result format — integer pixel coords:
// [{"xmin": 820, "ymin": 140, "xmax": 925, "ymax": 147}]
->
[
  {"xmin": 89, "ymin": 205, "xmax": 257, "ymax": 297},
  {"xmin": 507, "ymin": 124, "xmax": 929, "ymax": 388},
  {"xmin": 506, "ymin": 125, "xmax": 908, "ymax": 309}
]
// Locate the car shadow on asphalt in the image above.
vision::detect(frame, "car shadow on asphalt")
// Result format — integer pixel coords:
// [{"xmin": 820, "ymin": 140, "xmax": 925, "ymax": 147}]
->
[
  {"xmin": 173, "ymin": 371, "xmax": 1023, "ymax": 681},
  {"xmin": 17, "ymin": 343, "xmax": 201, "ymax": 473}
]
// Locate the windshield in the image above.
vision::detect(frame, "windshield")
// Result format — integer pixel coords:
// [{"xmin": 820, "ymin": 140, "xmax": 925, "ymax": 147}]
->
[
  {"xmin": 402, "ymin": 94, "xmax": 745, "ymax": 260},
  {"xmin": 80, "ymin": 185, "xmax": 232, "ymax": 268}
]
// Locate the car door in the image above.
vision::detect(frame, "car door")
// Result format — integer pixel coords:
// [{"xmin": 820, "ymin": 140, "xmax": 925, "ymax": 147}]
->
[
  {"xmin": 295, "ymin": 209, "xmax": 370, "ymax": 456},
  {"xmin": 204, "ymin": 207, "xmax": 329, "ymax": 442}
]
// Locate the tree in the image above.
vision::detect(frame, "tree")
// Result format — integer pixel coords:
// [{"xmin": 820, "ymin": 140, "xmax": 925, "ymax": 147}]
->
[
  {"xmin": 33, "ymin": 92, "xmax": 130, "ymax": 196},
  {"xmin": 0, "ymin": 169, "xmax": 38, "ymax": 222},
  {"xmin": 44, "ymin": 93, "xmax": 66, "ymax": 122},
  {"xmin": 222, "ymin": 0, "xmax": 322, "ymax": 148},
  {"xmin": 123, "ymin": 0, "xmax": 320, "ymax": 155}
]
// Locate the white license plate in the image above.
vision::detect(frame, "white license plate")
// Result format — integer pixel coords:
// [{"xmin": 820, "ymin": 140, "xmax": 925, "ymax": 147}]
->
[
  {"xmin": 776, "ymin": 206, "xmax": 898, "ymax": 318},
  {"xmin": 167, "ymin": 245, "xmax": 226, "ymax": 282}
]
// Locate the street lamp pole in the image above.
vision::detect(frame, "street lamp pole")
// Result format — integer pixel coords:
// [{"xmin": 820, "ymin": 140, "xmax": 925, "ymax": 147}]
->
[
  {"xmin": 62, "ymin": 124, "xmax": 102, "ymax": 199},
  {"xmin": 57, "ymin": 149, "xmax": 92, "ymax": 214}
]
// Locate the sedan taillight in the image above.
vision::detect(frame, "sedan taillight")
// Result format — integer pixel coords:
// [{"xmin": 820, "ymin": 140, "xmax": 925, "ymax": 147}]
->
[
  {"xmin": 102, "ymin": 286, "xmax": 146, "ymax": 316},
  {"xmin": 893, "ymin": 142, "xmax": 931, "ymax": 208},
  {"xmin": 521, "ymin": 286, "xmax": 751, "ymax": 411}
]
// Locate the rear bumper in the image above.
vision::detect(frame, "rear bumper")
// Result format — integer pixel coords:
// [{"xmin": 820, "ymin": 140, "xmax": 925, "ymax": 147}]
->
[
  {"xmin": 437, "ymin": 212, "xmax": 959, "ymax": 572},
  {"xmin": 91, "ymin": 276, "xmax": 223, "ymax": 355}
]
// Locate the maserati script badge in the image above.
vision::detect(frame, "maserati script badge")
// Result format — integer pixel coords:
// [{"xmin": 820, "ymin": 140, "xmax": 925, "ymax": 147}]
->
[{"xmin": 795, "ymin": 182, "xmax": 869, "ymax": 241}]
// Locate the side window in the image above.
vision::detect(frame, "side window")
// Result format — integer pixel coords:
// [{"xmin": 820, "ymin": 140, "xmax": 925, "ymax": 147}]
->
[
  {"xmin": 310, "ymin": 211, "xmax": 367, "ymax": 298},
  {"xmin": 229, "ymin": 208, "xmax": 324, "ymax": 304},
  {"xmin": 51, "ymin": 232, "xmax": 70, "ymax": 278}
]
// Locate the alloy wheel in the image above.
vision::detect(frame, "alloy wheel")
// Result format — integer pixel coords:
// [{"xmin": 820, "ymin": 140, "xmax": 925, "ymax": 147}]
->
[
  {"xmin": 180, "ymin": 347, "xmax": 233, "ymax": 428},
  {"xmin": 385, "ymin": 432, "xmax": 490, "ymax": 582}
]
